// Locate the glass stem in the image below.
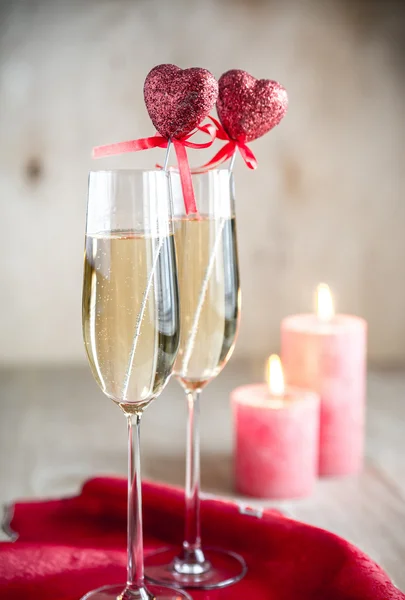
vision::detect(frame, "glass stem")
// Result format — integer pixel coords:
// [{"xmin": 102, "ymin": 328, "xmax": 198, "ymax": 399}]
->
[
  {"xmin": 125, "ymin": 412, "xmax": 150, "ymax": 598},
  {"xmin": 174, "ymin": 389, "xmax": 210, "ymax": 575},
  {"xmin": 184, "ymin": 389, "xmax": 201, "ymax": 553}
]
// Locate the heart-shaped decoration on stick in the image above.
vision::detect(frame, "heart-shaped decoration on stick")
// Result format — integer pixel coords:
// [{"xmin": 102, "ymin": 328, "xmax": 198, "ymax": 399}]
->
[
  {"xmin": 217, "ymin": 70, "xmax": 288, "ymax": 143},
  {"xmin": 144, "ymin": 64, "xmax": 218, "ymax": 139}
]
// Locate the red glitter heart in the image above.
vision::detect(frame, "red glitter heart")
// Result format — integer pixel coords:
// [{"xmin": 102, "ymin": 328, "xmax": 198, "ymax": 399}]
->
[
  {"xmin": 217, "ymin": 70, "xmax": 288, "ymax": 143},
  {"xmin": 144, "ymin": 64, "xmax": 218, "ymax": 140}
]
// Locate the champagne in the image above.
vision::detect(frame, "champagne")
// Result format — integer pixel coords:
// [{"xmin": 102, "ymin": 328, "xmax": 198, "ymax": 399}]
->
[
  {"xmin": 173, "ymin": 216, "xmax": 240, "ymax": 390},
  {"xmin": 82, "ymin": 231, "xmax": 179, "ymax": 411}
]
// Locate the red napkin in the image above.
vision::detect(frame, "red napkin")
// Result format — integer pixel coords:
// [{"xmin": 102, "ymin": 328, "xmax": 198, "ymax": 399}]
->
[{"xmin": 0, "ymin": 477, "xmax": 402, "ymax": 600}]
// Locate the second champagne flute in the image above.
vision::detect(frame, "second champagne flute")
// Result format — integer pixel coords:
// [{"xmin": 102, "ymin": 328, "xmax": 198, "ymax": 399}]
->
[{"xmin": 145, "ymin": 169, "xmax": 246, "ymax": 590}]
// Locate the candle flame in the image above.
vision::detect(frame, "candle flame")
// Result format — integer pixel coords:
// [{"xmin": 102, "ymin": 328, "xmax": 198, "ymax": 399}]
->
[
  {"xmin": 266, "ymin": 354, "xmax": 285, "ymax": 396},
  {"xmin": 316, "ymin": 283, "xmax": 334, "ymax": 321}
]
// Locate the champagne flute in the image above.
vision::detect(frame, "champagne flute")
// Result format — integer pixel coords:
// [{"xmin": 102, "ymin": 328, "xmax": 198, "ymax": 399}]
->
[
  {"xmin": 145, "ymin": 169, "xmax": 246, "ymax": 589},
  {"xmin": 81, "ymin": 170, "xmax": 191, "ymax": 600}
]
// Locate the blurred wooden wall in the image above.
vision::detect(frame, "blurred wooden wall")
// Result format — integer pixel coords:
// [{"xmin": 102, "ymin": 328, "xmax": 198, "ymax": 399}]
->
[{"xmin": 0, "ymin": 0, "xmax": 404, "ymax": 366}]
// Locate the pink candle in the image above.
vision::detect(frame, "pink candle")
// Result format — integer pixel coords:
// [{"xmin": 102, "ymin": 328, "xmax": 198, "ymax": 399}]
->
[
  {"xmin": 231, "ymin": 356, "xmax": 320, "ymax": 499},
  {"xmin": 281, "ymin": 284, "xmax": 367, "ymax": 477}
]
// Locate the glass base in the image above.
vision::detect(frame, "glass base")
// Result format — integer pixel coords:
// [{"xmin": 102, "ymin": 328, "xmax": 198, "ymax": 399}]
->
[
  {"xmin": 80, "ymin": 583, "xmax": 192, "ymax": 600},
  {"xmin": 145, "ymin": 547, "xmax": 247, "ymax": 590}
]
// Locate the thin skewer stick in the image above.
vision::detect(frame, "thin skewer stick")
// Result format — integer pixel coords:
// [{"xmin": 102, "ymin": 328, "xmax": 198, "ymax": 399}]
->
[
  {"xmin": 229, "ymin": 149, "xmax": 237, "ymax": 173},
  {"xmin": 163, "ymin": 139, "xmax": 172, "ymax": 171},
  {"xmin": 180, "ymin": 150, "xmax": 236, "ymax": 376},
  {"xmin": 181, "ymin": 217, "xmax": 226, "ymax": 376},
  {"xmin": 122, "ymin": 140, "xmax": 172, "ymax": 400}
]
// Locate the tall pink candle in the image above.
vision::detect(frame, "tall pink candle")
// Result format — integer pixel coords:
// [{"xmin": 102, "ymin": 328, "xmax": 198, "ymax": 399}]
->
[
  {"xmin": 281, "ymin": 287, "xmax": 367, "ymax": 476},
  {"xmin": 231, "ymin": 357, "xmax": 320, "ymax": 499}
]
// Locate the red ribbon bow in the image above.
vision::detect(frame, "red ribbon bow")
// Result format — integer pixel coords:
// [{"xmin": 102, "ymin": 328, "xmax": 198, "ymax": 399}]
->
[
  {"xmin": 191, "ymin": 116, "xmax": 258, "ymax": 174},
  {"xmin": 92, "ymin": 122, "xmax": 216, "ymax": 215}
]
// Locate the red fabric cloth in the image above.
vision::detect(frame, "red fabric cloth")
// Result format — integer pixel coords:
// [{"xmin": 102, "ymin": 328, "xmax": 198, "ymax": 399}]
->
[{"xmin": 0, "ymin": 477, "xmax": 402, "ymax": 600}]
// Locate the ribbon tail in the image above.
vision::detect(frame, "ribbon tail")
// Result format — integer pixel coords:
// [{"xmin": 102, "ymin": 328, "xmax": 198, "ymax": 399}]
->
[
  {"xmin": 237, "ymin": 142, "xmax": 258, "ymax": 170},
  {"xmin": 197, "ymin": 122, "xmax": 217, "ymax": 138},
  {"xmin": 173, "ymin": 140, "xmax": 198, "ymax": 215},
  {"xmin": 185, "ymin": 122, "xmax": 217, "ymax": 149},
  {"xmin": 207, "ymin": 115, "xmax": 230, "ymax": 141},
  {"xmin": 191, "ymin": 142, "xmax": 236, "ymax": 174},
  {"xmin": 92, "ymin": 136, "xmax": 167, "ymax": 159}
]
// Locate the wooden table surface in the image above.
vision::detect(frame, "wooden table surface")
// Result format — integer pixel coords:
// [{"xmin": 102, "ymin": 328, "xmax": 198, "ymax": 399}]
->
[{"xmin": 0, "ymin": 363, "xmax": 404, "ymax": 591}]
